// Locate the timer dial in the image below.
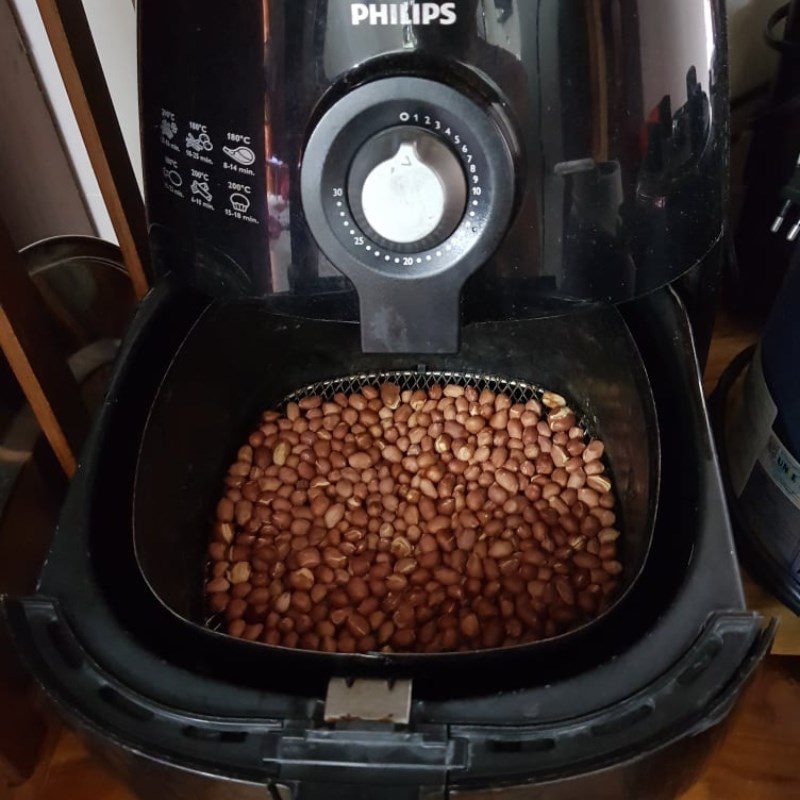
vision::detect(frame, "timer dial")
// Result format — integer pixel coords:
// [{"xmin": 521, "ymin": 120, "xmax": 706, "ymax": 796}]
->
[
  {"xmin": 301, "ymin": 77, "xmax": 517, "ymax": 353},
  {"xmin": 349, "ymin": 127, "xmax": 467, "ymax": 252}
]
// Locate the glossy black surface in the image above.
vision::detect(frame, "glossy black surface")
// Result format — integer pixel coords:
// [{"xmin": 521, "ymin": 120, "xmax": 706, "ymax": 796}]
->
[{"xmin": 139, "ymin": 0, "xmax": 727, "ymax": 321}]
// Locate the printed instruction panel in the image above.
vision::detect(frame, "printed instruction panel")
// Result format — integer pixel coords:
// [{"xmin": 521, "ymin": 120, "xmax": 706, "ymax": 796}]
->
[{"xmin": 158, "ymin": 108, "xmax": 262, "ymax": 227}]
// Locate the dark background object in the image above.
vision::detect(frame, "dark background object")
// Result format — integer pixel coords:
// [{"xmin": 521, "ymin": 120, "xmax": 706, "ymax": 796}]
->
[
  {"xmin": 712, "ymin": 246, "xmax": 800, "ymax": 614},
  {"xmin": 0, "ymin": 221, "xmax": 89, "ymax": 477},
  {"xmin": 733, "ymin": 0, "xmax": 800, "ymax": 315},
  {"xmin": 0, "ymin": 235, "xmax": 135, "ymax": 788},
  {"xmin": 762, "ymin": 248, "xmax": 800, "ymax": 458}
]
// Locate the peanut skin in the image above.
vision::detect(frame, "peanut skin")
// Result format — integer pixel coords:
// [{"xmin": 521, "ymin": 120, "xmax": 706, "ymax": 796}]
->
[{"xmin": 206, "ymin": 382, "xmax": 621, "ymax": 653}]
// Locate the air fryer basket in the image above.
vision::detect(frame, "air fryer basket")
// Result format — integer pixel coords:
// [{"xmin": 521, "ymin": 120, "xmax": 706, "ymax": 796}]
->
[{"xmin": 133, "ymin": 299, "xmax": 659, "ymax": 665}]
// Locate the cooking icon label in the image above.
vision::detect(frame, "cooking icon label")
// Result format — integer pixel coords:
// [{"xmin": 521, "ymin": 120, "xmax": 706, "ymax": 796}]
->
[
  {"xmin": 224, "ymin": 145, "xmax": 255, "ymax": 166},
  {"xmin": 225, "ymin": 181, "xmax": 258, "ymax": 224},
  {"xmin": 229, "ymin": 192, "xmax": 250, "ymax": 213},
  {"xmin": 185, "ymin": 122, "xmax": 214, "ymax": 164},
  {"xmin": 164, "ymin": 168, "xmax": 182, "ymax": 187},
  {"xmin": 223, "ymin": 132, "xmax": 256, "ymax": 176},
  {"xmin": 160, "ymin": 109, "xmax": 179, "ymax": 151},
  {"xmin": 162, "ymin": 156, "xmax": 184, "ymax": 198},
  {"xmin": 190, "ymin": 169, "xmax": 214, "ymax": 209},
  {"xmin": 192, "ymin": 181, "xmax": 213, "ymax": 203}
]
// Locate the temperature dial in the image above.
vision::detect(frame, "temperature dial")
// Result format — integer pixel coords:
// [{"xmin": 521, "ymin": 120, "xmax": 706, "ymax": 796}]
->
[
  {"xmin": 300, "ymin": 76, "xmax": 517, "ymax": 353},
  {"xmin": 349, "ymin": 127, "xmax": 467, "ymax": 252}
]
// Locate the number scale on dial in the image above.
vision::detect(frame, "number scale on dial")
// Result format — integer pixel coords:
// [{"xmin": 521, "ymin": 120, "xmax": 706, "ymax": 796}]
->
[{"xmin": 330, "ymin": 111, "xmax": 485, "ymax": 263}]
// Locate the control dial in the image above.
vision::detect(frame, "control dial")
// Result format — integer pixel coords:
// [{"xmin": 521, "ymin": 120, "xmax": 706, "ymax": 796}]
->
[
  {"xmin": 301, "ymin": 77, "xmax": 517, "ymax": 353},
  {"xmin": 349, "ymin": 127, "xmax": 468, "ymax": 252}
]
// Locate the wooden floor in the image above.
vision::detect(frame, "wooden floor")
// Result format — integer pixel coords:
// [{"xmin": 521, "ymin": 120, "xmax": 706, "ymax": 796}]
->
[
  {"xmin": 682, "ymin": 656, "xmax": 800, "ymax": 800},
  {"xmin": 5, "ymin": 310, "xmax": 800, "ymax": 800}
]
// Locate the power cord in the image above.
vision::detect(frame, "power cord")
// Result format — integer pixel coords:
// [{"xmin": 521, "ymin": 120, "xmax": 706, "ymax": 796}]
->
[{"xmin": 771, "ymin": 152, "xmax": 800, "ymax": 241}]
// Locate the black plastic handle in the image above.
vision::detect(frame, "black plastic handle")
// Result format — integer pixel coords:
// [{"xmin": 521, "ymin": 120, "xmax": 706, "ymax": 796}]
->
[
  {"xmin": 355, "ymin": 274, "xmax": 462, "ymax": 353},
  {"xmin": 263, "ymin": 725, "xmax": 465, "ymax": 788}
]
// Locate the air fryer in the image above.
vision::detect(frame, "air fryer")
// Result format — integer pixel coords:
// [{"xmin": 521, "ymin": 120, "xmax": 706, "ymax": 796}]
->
[{"xmin": 2, "ymin": 2, "xmax": 773, "ymax": 799}]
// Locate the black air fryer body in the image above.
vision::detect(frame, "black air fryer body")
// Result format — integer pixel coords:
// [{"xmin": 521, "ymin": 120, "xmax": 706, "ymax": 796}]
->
[{"xmin": 3, "ymin": 2, "xmax": 772, "ymax": 799}]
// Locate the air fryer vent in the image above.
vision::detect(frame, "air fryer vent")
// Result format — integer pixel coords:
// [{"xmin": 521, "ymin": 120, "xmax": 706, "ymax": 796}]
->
[
  {"xmin": 489, "ymin": 737, "xmax": 557, "ymax": 753},
  {"xmin": 590, "ymin": 703, "xmax": 654, "ymax": 736}
]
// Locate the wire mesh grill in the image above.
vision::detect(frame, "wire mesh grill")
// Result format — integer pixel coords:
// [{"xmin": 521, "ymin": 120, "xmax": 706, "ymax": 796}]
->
[
  {"xmin": 205, "ymin": 369, "xmax": 598, "ymax": 636},
  {"xmin": 281, "ymin": 370, "xmax": 550, "ymax": 409}
]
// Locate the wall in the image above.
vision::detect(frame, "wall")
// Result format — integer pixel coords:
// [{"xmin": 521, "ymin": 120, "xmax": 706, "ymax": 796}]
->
[
  {"xmin": 80, "ymin": 0, "xmax": 141, "ymax": 187},
  {"xmin": 8, "ymin": 0, "xmax": 114, "ymax": 244},
  {"xmin": 4, "ymin": 0, "xmax": 140, "ymax": 249},
  {"xmin": 0, "ymin": 0, "xmax": 95, "ymax": 248},
  {"xmin": 638, "ymin": 1, "xmax": 716, "ymax": 118}
]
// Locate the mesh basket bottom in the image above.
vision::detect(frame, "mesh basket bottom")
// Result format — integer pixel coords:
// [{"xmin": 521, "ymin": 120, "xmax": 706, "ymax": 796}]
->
[{"xmin": 205, "ymin": 370, "xmax": 615, "ymax": 647}]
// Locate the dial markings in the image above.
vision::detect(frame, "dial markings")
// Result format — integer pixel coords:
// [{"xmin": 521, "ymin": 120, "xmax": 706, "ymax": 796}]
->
[{"xmin": 328, "ymin": 111, "xmax": 486, "ymax": 266}]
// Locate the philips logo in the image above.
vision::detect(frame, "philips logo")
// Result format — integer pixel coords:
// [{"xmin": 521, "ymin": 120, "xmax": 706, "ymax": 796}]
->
[{"xmin": 351, "ymin": 3, "xmax": 458, "ymax": 27}]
